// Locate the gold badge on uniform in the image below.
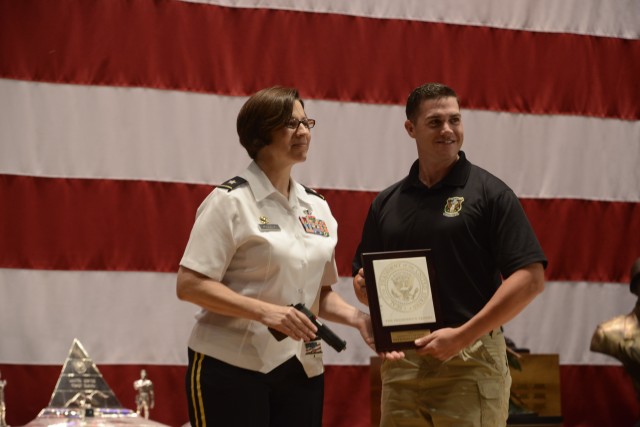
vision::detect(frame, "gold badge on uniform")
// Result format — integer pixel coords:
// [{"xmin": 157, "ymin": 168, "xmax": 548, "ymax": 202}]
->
[
  {"xmin": 443, "ymin": 196, "xmax": 465, "ymax": 217},
  {"xmin": 258, "ymin": 216, "xmax": 281, "ymax": 232},
  {"xmin": 299, "ymin": 214, "xmax": 330, "ymax": 237}
]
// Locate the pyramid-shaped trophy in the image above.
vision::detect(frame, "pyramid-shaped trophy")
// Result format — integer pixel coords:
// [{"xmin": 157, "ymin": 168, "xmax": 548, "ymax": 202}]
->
[
  {"xmin": 46, "ymin": 338, "xmax": 125, "ymax": 411},
  {"xmin": 26, "ymin": 339, "xmax": 169, "ymax": 426}
]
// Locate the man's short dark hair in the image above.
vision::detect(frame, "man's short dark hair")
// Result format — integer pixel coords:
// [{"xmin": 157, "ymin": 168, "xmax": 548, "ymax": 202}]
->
[
  {"xmin": 237, "ymin": 86, "xmax": 303, "ymax": 159},
  {"xmin": 406, "ymin": 83, "xmax": 458, "ymax": 122}
]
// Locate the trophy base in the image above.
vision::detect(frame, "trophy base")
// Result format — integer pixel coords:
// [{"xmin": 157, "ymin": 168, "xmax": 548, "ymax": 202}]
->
[{"xmin": 26, "ymin": 409, "xmax": 168, "ymax": 427}]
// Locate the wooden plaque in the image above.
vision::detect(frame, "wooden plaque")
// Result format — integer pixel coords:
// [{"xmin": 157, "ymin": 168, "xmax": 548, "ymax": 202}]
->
[{"xmin": 361, "ymin": 249, "xmax": 442, "ymax": 352}]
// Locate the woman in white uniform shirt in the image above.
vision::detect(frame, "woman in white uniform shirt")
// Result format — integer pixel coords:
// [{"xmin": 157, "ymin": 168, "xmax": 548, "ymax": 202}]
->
[{"xmin": 177, "ymin": 86, "xmax": 373, "ymax": 427}]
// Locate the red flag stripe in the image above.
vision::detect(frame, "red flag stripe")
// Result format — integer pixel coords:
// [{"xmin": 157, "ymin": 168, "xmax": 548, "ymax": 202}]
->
[
  {"xmin": 0, "ymin": 363, "xmax": 638, "ymax": 427},
  {"xmin": 0, "ymin": 0, "xmax": 638, "ymax": 119},
  {"xmin": 1, "ymin": 174, "xmax": 638, "ymax": 283}
]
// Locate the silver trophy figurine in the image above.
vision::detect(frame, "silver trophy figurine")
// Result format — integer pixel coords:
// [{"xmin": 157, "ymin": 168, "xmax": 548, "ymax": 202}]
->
[
  {"xmin": 133, "ymin": 370, "xmax": 154, "ymax": 419},
  {"xmin": 0, "ymin": 370, "xmax": 8, "ymax": 427}
]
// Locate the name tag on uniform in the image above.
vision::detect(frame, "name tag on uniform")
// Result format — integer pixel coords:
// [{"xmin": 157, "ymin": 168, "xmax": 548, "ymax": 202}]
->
[
  {"xmin": 258, "ymin": 223, "xmax": 281, "ymax": 232},
  {"xmin": 258, "ymin": 216, "xmax": 281, "ymax": 232}
]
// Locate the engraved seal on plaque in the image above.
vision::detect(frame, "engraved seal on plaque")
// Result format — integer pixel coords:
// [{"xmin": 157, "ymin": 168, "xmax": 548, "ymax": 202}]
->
[{"xmin": 378, "ymin": 261, "xmax": 430, "ymax": 312}]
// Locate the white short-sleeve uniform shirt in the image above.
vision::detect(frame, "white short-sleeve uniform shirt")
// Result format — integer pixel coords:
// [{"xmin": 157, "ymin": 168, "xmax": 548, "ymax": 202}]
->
[{"xmin": 180, "ymin": 161, "xmax": 339, "ymax": 377}]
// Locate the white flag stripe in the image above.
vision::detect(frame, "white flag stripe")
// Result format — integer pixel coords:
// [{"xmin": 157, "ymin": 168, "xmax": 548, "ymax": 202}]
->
[
  {"xmin": 1, "ymin": 79, "xmax": 638, "ymax": 202},
  {"xmin": 0, "ymin": 268, "xmax": 196, "ymax": 365},
  {"xmin": 0, "ymin": 269, "xmax": 630, "ymax": 367},
  {"xmin": 181, "ymin": 0, "xmax": 640, "ymax": 39},
  {"xmin": 503, "ymin": 281, "xmax": 636, "ymax": 366}
]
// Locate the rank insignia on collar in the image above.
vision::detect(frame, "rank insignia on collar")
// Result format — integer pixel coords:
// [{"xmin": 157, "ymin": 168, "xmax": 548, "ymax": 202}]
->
[
  {"xmin": 443, "ymin": 196, "xmax": 465, "ymax": 217},
  {"xmin": 219, "ymin": 176, "xmax": 247, "ymax": 192},
  {"xmin": 302, "ymin": 185, "xmax": 325, "ymax": 200},
  {"xmin": 299, "ymin": 214, "xmax": 330, "ymax": 237}
]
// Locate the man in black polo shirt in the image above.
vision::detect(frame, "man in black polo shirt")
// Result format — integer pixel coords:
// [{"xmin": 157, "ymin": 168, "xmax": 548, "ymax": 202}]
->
[{"xmin": 352, "ymin": 83, "xmax": 547, "ymax": 426}]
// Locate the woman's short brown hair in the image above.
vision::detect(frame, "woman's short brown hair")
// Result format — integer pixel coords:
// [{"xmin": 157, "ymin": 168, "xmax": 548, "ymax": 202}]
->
[{"xmin": 236, "ymin": 86, "xmax": 303, "ymax": 159}]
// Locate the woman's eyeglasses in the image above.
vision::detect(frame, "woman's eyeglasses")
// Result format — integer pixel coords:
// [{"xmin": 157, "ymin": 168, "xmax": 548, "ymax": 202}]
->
[{"xmin": 285, "ymin": 118, "xmax": 316, "ymax": 130}]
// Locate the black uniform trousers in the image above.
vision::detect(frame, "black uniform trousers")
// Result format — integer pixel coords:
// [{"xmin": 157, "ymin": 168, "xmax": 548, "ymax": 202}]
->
[{"xmin": 186, "ymin": 348, "xmax": 324, "ymax": 427}]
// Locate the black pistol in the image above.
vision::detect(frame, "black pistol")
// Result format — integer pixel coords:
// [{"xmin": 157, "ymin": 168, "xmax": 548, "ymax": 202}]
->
[{"xmin": 268, "ymin": 303, "xmax": 347, "ymax": 352}]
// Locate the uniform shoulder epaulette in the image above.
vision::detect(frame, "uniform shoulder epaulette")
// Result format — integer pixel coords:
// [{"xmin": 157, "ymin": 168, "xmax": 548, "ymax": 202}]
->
[
  {"xmin": 303, "ymin": 185, "xmax": 325, "ymax": 200},
  {"xmin": 218, "ymin": 176, "xmax": 248, "ymax": 192}
]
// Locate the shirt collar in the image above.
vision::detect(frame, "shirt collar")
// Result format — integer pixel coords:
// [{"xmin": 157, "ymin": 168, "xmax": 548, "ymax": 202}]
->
[
  {"xmin": 240, "ymin": 161, "xmax": 307, "ymax": 207},
  {"xmin": 402, "ymin": 150, "xmax": 471, "ymax": 191}
]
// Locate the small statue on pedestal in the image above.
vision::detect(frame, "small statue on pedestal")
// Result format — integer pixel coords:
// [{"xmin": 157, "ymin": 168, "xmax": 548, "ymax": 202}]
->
[
  {"xmin": 133, "ymin": 369, "xmax": 154, "ymax": 419},
  {"xmin": 0, "ymin": 370, "xmax": 8, "ymax": 427},
  {"xmin": 591, "ymin": 258, "xmax": 640, "ymax": 402}
]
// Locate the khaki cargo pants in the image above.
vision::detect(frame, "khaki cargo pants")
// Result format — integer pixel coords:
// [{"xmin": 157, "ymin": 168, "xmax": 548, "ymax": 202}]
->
[{"xmin": 379, "ymin": 329, "xmax": 511, "ymax": 427}]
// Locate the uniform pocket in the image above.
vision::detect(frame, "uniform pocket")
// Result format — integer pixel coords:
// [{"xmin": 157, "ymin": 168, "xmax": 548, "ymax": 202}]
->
[
  {"xmin": 460, "ymin": 339, "xmax": 498, "ymax": 371},
  {"xmin": 477, "ymin": 378, "xmax": 507, "ymax": 427}
]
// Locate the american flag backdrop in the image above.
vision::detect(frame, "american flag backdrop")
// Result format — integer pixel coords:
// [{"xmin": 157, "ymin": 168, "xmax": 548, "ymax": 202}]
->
[{"xmin": 1, "ymin": 0, "xmax": 639, "ymax": 426}]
